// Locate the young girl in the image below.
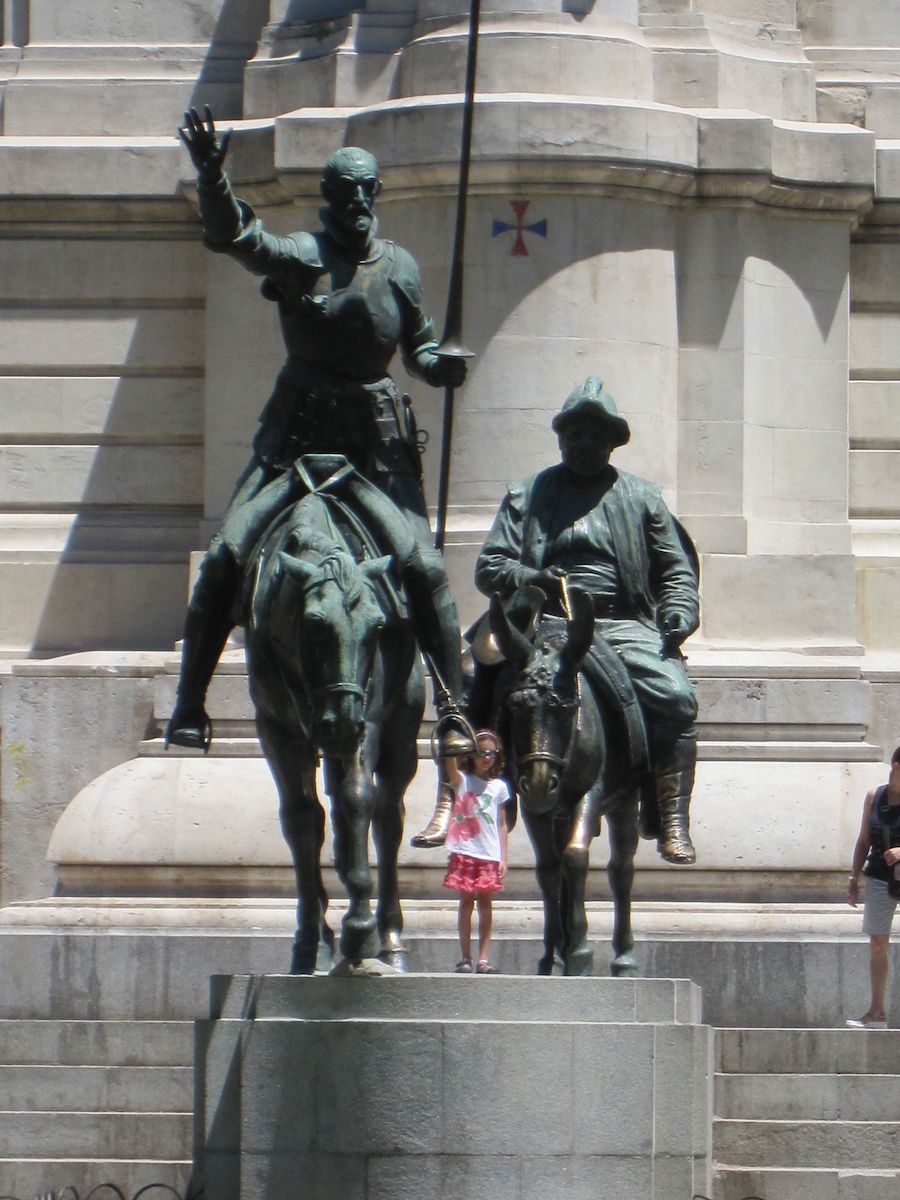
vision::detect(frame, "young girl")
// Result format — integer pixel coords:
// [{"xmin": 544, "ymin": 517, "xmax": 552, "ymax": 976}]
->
[{"xmin": 442, "ymin": 729, "xmax": 510, "ymax": 974}]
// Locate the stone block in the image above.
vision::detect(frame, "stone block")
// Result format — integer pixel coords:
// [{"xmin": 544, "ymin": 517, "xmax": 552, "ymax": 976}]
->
[
  {"xmin": 699, "ymin": 554, "xmax": 857, "ymax": 646},
  {"xmin": 0, "ymin": 375, "xmax": 203, "ymax": 441},
  {"xmin": 398, "ymin": 24, "xmax": 654, "ymax": 102},
  {"xmin": 800, "ymin": 1, "xmax": 900, "ymax": 45},
  {"xmin": 771, "ymin": 119, "xmax": 874, "ymax": 188},
  {"xmin": 851, "ymin": 310, "xmax": 900, "ymax": 376},
  {"xmin": 194, "ymin": 976, "xmax": 711, "ymax": 1199},
  {"xmin": 522, "ymin": 1155, "xmax": 651, "ymax": 1200},
  {"xmin": 572, "ymin": 1024, "xmax": 654, "ymax": 1154},
  {"xmin": 0, "ymin": 445, "xmax": 202, "ymax": 508},
  {"xmin": 0, "ymin": 560, "xmax": 189, "ymax": 657},
  {"xmin": 443, "ymin": 1020, "xmax": 573, "ymax": 1154},
  {"xmin": 850, "ymin": 449, "xmax": 900, "ymax": 518},
  {"xmin": 652, "ymin": 1025, "xmax": 710, "ymax": 1156},
  {"xmin": 856, "ymin": 561, "xmax": 900, "ymax": 650},
  {"xmin": 715, "ymin": 1118, "xmax": 900, "ymax": 1169},
  {"xmin": 850, "ymin": 380, "xmax": 900, "ymax": 446}
]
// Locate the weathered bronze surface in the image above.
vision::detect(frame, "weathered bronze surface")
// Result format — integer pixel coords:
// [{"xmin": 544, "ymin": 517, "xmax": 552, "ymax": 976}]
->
[
  {"xmin": 245, "ymin": 455, "xmax": 426, "ymax": 972},
  {"xmin": 166, "ymin": 108, "xmax": 471, "ymax": 771},
  {"xmin": 475, "ymin": 377, "xmax": 701, "ymax": 974}
]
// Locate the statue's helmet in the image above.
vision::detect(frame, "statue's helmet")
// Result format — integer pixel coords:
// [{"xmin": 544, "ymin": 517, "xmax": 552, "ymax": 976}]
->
[
  {"xmin": 551, "ymin": 376, "xmax": 631, "ymax": 447},
  {"xmin": 321, "ymin": 147, "xmax": 380, "ymax": 195}
]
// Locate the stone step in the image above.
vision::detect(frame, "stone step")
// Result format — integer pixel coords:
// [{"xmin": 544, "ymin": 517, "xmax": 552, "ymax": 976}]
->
[
  {"xmin": 0, "ymin": 1064, "xmax": 193, "ymax": 1113},
  {"xmin": 0, "ymin": 1111, "xmax": 193, "ymax": 1160},
  {"xmin": 0, "ymin": 1158, "xmax": 192, "ymax": 1198},
  {"xmin": 714, "ymin": 1118, "xmax": 900, "ymax": 1169},
  {"xmin": 0, "ymin": 1019, "xmax": 193, "ymax": 1065},
  {"xmin": 715, "ymin": 1165, "xmax": 900, "ymax": 1200},
  {"xmin": 714, "ymin": 1071, "xmax": 899, "ymax": 1120},
  {"xmin": 716, "ymin": 1028, "xmax": 900, "ymax": 1074}
]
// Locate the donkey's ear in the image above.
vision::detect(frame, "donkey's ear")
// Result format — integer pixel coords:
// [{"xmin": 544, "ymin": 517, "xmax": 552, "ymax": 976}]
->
[
  {"xmin": 360, "ymin": 554, "xmax": 392, "ymax": 580},
  {"xmin": 561, "ymin": 587, "xmax": 594, "ymax": 671},
  {"xmin": 277, "ymin": 551, "xmax": 317, "ymax": 585},
  {"xmin": 489, "ymin": 593, "xmax": 532, "ymax": 667}
]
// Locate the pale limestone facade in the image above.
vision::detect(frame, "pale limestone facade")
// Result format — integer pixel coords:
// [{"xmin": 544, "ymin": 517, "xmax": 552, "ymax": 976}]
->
[{"xmin": 1, "ymin": 0, "xmax": 900, "ymax": 906}]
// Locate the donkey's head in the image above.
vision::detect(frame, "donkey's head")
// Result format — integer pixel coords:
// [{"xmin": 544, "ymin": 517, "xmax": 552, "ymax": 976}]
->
[{"xmin": 490, "ymin": 588, "xmax": 594, "ymax": 814}]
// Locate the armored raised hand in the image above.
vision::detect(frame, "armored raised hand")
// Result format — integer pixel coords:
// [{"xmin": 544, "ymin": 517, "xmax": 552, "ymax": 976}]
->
[{"xmin": 178, "ymin": 106, "xmax": 231, "ymax": 184}]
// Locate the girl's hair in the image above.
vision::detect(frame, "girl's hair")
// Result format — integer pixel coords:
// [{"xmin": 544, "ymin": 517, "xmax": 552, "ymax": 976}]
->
[
  {"xmin": 892, "ymin": 745, "xmax": 900, "ymax": 766},
  {"xmin": 462, "ymin": 729, "xmax": 505, "ymax": 779}
]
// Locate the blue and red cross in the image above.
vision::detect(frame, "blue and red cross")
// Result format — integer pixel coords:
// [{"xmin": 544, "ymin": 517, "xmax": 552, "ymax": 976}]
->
[{"xmin": 491, "ymin": 200, "xmax": 548, "ymax": 256}]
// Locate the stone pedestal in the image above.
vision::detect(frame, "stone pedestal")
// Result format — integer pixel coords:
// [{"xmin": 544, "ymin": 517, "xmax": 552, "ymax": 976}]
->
[{"xmin": 193, "ymin": 974, "xmax": 712, "ymax": 1200}]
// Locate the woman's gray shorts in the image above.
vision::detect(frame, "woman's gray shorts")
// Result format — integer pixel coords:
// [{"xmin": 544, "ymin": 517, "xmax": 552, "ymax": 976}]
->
[{"xmin": 863, "ymin": 877, "xmax": 898, "ymax": 936}]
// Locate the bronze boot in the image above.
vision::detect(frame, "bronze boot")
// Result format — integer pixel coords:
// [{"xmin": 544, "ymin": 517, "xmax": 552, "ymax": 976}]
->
[
  {"xmin": 410, "ymin": 781, "xmax": 456, "ymax": 848},
  {"xmin": 654, "ymin": 736, "xmax": 697, "ymax": 865},
  {"xmin": 657, "ymin": 789, "xmax": 696, "ymax": 864},
  {"xmin": 165, "ymin": 553, "xmax": 237, "ymax": 752}
]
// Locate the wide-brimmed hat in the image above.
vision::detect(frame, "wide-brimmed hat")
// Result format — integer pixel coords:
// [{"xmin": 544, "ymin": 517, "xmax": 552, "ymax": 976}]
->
[{"xmin": 551, "ymin": 377, "xmax": 631, "ymax": 446}]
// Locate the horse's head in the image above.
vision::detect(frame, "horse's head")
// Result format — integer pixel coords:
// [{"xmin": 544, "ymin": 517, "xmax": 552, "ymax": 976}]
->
[
  {"xmin": 490, "ymin": 588, "xmax": 594, "ymax": 814},
  {"xmin": 277, "ymin": 548, "xmax": 391, "ymax": 757}
]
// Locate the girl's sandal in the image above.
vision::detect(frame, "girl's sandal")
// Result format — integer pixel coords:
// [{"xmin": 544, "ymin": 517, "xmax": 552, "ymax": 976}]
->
[
  {"xmin": 476, "ymin": 960, "xmax": 499, "ymax": 974},
  {"xmin": 455, "ymin": 957, "xmax": 473, "ymax": 973}
]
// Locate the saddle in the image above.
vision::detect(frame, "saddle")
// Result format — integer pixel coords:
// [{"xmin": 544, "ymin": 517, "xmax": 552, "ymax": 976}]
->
[{"xmin": 240, "ymin": 454, "xmax": 410, "ymax": 627}]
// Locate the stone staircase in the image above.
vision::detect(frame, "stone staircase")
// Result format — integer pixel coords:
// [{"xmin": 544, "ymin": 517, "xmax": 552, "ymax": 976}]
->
[
  {"xmin": 0, "ymin": 1019, "xmax": 194, "ymax": 1198},
  {"xmin": 714, "ymin": 1028, "xmax": 900, "ymax": 1200}
]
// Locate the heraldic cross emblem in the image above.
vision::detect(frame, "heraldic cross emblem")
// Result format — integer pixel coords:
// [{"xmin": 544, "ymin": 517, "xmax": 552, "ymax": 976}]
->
[{"xmin": 492, "ymin": 200, "xmax": 548, "ymax": 256}]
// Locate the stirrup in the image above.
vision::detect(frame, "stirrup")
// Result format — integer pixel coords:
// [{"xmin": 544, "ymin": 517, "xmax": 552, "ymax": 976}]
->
[
  {"xmin": 165, "ymin": 706, "xmax": 213, "ymax": 754},
  {"xmin": 430, "ymin": 709, "xmax": 477, "ymax": 760}
]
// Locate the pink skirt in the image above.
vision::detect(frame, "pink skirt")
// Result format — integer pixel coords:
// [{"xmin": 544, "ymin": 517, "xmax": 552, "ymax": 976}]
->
[{"xmin": 443, "ymin": 852, "xmax": 504, "ymax": 895}]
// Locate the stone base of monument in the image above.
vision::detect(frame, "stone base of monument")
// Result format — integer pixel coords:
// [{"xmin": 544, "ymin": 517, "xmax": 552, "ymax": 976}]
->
[{"xmin": 193, "ymin": 974, "xmax": 712, "ymax": 1200}]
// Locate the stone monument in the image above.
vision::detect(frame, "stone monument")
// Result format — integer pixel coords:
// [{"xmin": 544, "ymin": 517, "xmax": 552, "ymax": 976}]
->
[{"xmin": 1, "ymin": 3, "xmax": 900, "ymax": 1191}]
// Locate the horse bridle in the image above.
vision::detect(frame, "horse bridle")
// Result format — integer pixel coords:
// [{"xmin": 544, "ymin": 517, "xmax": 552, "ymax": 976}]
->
[
  {"xmin": 516, "ymin": 747, "xmax": 569, "ymax": 771},
  {"xmin": 311, "ymin": 681, "xmax": 367, "ymax": 702}
]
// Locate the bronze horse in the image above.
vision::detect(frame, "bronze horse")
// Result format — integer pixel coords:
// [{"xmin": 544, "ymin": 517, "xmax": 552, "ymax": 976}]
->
[
  {"xmin": 245, "ymin": 484, "xmax": 424, "ymax": 974},
  {"xmin": 489, "ymin": 589, "xmax": 640, "ymax": 977}
]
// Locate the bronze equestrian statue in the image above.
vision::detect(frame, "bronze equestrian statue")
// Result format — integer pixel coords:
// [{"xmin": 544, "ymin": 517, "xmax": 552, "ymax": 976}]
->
[
  {"xmin": 475, "ymin": 377, "xmax": 700, "ymax": 865},
  {"xmin": 245, "ymin": 459, "xmax": 426, "ymax": 972},
  {"xmin": 167, "ymin": 108, "xmax": 473, "ymax": 769}
]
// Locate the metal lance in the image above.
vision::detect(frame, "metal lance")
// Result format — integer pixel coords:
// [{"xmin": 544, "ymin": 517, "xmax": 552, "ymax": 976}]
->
[{"xmin": 433, "ymin": 0, "xmax": 481, "ymax": 552}]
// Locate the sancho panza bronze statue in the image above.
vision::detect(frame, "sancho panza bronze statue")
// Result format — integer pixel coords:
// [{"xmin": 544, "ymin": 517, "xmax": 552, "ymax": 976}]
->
[
  {"xmin": 476, "ymin": 377, "xmax": 701, "ymax": 864},
  {"xmin": 166, "ymin": 108, "xmax": 472, "ymax": 759}
]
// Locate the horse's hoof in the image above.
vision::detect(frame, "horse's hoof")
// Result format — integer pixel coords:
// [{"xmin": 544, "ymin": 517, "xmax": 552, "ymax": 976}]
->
[
  {"xmin": 331, "ymin": 956, "xmax": 401, "ymax": 977},
  {"xmin": 611, "ymin": 954, "xmax": 639, "ymax": 978},
  {"xmin": 378, "ymin": 949, "xmax": 409, "ymax": 973},
  {"xmin": 290, "ymin": 945, "xmax": 317, "ymax": 975},
  {"xmin": 565, "ymin": 948, "xmax": 594, "ymax": 977}
]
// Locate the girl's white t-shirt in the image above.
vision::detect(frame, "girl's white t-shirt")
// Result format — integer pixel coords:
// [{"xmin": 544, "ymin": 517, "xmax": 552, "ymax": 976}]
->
[{"xmin": 446, "ymin": 773, "xmax": 509, "ymax": 862}]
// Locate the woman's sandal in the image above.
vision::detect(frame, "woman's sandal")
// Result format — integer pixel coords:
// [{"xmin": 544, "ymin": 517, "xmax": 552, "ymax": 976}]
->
[
  {"xmin": 455, "ymin": 957, "xmax": 473, "ymax": 973},
  {"xmin": 476, "ymin": 960, "xmax": 499, "ymax": 974}
]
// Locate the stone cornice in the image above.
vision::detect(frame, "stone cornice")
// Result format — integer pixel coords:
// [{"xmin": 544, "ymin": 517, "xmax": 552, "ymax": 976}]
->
[
  {"xmin": 857, "ymin": 142, "xmax": 900, "ymax": 237},
  {"xmin": 0, "ymin": 98, "xmax": 876, "ymax": 226}
]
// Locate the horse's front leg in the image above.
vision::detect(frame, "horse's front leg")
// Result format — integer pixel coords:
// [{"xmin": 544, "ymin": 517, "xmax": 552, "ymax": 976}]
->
[
  {"xmin": 327, "ymin": 755, "xmax": 379, "ymax": 966},
  {"xmin": 372, "ymin": 733, "xmax": 418, "ymax": 972},
  {"xmin": 607, "ymin": 790, "xmax": 640, "ymax": 977},
  {"xmin": 560, "ymin": 785, "xmax": 604, "ymax": 977},
  {"xmin": 522, "ymin": 807, "xmax": 565, "ymax": 975},
  {"xmin": 258, "ymin": 717, "xmax": 333, "ymax": 975}
]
